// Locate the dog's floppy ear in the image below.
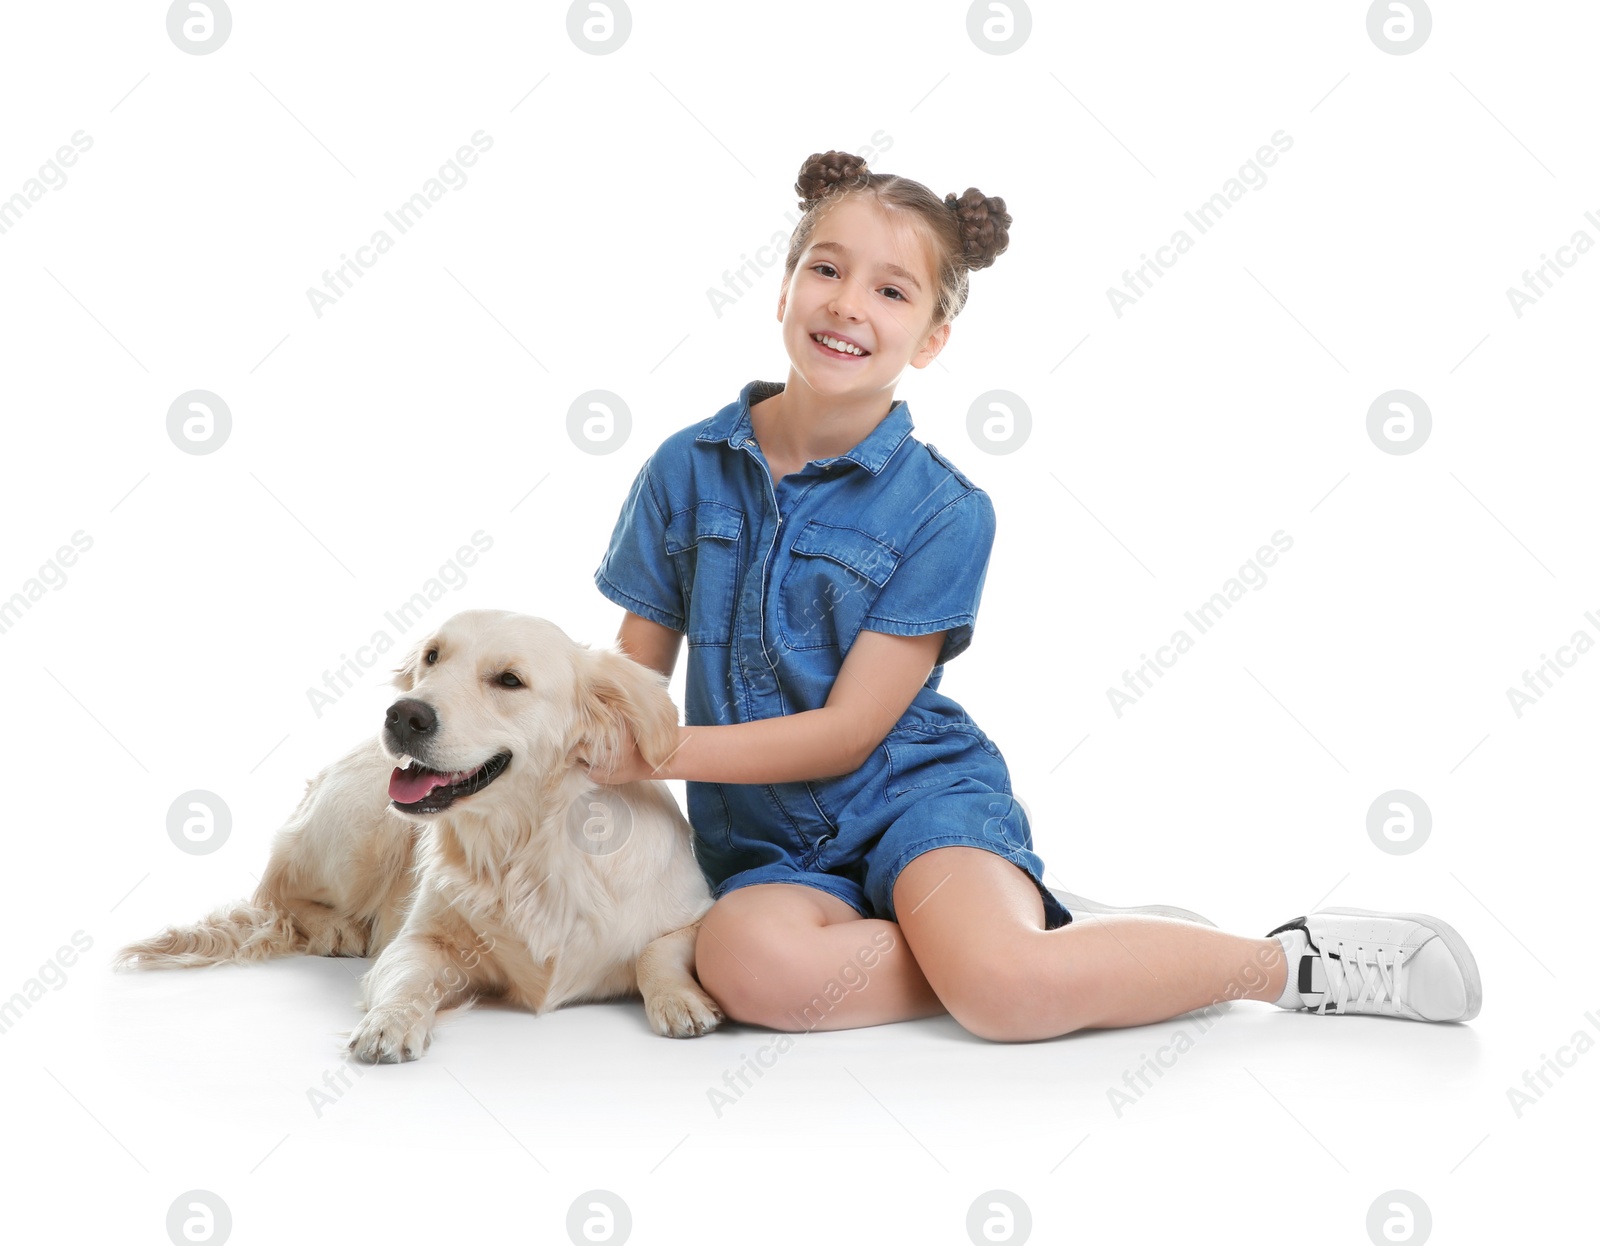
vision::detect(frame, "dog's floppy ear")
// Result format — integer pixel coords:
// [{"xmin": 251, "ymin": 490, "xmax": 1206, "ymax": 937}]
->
[{"xmin": 571, "ymin": 646, "xmax": 680, "ymax": 775}]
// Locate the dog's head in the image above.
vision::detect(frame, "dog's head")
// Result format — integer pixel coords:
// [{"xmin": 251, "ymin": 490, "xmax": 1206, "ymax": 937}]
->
[{"xmin": 382, "ymin": 609, "xmax": 678, "ymax": 818}]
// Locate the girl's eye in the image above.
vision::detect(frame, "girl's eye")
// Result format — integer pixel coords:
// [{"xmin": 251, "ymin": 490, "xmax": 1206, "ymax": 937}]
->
[
  {"xmin": 425, "ymin": 648, "xmax": 438, "ymax": 664},
  {"xmin": 497, "ymin": 672, "xmax": 523, "ymax": 689},
  {"xmin": 812, "ymin": 263, "xmax": 907, "ymax": 302}
]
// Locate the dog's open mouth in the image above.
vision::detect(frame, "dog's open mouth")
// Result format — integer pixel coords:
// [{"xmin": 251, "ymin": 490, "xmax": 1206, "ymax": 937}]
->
[{"xmin": 388, "ymin": 751, "xmax": 511, "ymax": 814}]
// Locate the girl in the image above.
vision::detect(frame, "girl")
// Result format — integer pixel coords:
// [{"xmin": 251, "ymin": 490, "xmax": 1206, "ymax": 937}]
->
[{"xmin": 587, "ymin": 149, "xmax": 1481, "ymax": 1040}]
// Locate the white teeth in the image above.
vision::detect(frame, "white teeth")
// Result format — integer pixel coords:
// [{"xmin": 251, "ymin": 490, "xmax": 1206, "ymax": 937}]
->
[{"xmin": 814, "ymin": 333, "xmax": 864, "ymax": 356}]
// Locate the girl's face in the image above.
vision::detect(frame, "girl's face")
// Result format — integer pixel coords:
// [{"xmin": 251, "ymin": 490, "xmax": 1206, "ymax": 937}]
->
[{"xmin": 776, "ymin": 196, "xmax": 950, "ymax": 399}]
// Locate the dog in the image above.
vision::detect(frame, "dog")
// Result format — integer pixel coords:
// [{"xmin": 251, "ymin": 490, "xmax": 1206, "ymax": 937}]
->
[{"xmin": 116, "ymin": 608, "xmax": 723, "ymax": 1062}]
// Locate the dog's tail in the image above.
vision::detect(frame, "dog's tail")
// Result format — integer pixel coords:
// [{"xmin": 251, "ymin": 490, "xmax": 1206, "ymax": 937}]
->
[{"xmin": 114, "ymin": 899, "xmax": 306, "ymax": 970}]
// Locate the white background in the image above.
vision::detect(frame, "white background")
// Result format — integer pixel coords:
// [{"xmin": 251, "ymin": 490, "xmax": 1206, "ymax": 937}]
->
[{"xmin": 1, "ymin": 1, "xmax": 1594, "ymax": 1242}]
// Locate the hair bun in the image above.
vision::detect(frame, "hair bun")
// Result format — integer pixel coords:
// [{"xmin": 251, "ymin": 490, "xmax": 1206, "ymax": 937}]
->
[
  {"xmin": 795, "ymin": 150, "xmax": 872, "ymax": 211},
  {"xmin": 944, "ymin": 188, "xmax": 1012, "ymax": 271}
]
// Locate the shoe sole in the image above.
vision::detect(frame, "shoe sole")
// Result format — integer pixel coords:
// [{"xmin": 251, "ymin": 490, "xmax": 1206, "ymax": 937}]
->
[
  {"xmin": 1051, "ymin": 889, "xmax": 1216, "ymax": 928},
  {"xmin": 1319, "ymin": 906, "xmax": 1483, "ymax": 1023}
]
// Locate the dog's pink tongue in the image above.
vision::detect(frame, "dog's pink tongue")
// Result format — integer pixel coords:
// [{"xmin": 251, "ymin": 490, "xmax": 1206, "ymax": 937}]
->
[{"xmin": 389, "ymin": 766, "xmax": 451, "ymax": 804}]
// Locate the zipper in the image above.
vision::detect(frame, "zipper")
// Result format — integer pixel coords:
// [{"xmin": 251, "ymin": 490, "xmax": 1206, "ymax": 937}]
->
[{"xmin": 746, "ymin": 437, "xmax": 783, "ymax": 641}]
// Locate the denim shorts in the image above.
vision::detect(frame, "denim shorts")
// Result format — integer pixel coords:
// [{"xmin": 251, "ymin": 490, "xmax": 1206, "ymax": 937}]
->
[{"xmin": 692, "ymin": 721, "xmax": 1073, "ymax": 931}]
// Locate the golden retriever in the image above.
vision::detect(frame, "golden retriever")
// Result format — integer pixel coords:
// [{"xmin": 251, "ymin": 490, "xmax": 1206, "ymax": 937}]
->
[{"xmin": 116, "ymin": 608, "xmax": 723, "ymax": 1061}]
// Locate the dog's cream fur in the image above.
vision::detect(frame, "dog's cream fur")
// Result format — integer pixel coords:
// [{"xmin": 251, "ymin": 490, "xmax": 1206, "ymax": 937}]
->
[{"xmin": 116, "ymin": 609, "xmax": 722, "ymax": 1061}]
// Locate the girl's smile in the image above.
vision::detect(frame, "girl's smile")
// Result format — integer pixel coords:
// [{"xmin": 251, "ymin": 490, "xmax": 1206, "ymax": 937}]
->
[{"xmin": 809, "ymin": 330, "xmax": 872, "ymax": 360}]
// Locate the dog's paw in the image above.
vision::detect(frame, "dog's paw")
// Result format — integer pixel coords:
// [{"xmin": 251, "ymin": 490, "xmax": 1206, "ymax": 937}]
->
[
  {"xmin": 645, "ymin": 985, "xmax": 724, "ymax": 1038},
  {"xmin": 347, "ymin": 1005, "xmax": 433, "ymax": 1063}
]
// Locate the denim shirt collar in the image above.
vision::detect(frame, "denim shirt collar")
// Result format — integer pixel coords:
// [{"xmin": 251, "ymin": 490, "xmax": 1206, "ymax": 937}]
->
[{"xmin": 695, "ymin": 379, "xmax": 916, "ymax": 476}]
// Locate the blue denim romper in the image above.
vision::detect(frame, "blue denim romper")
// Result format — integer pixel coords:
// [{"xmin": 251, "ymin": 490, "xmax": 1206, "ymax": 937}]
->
[{"xmin": 594, "ymin": 379, "xmax": 1071, "ymax": 930}]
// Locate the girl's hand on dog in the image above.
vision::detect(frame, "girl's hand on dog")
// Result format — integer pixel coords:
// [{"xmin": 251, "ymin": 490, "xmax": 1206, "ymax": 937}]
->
[{"xmin": 569, "ymin": 723, "xmax": 653, "ymax": 785}]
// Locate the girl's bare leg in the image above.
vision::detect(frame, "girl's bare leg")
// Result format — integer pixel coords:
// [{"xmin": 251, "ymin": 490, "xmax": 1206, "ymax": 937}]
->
[
  {"xmin": 892, "ymin": 847, "xmax": 1289, "ymax": 1040},
  {"xmin": 693, "ymin": 850, "xmax": 1290, "ymax": 1040},
  {"xmin": 691, "ymin": 882, "xmax": 947, "ymax": 1030},
  {"xmin": 694, "ymin": 882, "xmax": 947, "ymax": 1031}
]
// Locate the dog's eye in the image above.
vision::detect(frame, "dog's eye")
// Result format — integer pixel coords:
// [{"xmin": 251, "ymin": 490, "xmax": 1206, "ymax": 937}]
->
[
  {"xmin": 496, "ymin": 672, "xmax": 523, "ymax": 689},
  {"xmin": 425, "ymin": 648, "xmax": 439, "ymax": 665}
]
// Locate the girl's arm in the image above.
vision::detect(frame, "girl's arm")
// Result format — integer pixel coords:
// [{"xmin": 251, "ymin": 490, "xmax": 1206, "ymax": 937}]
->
[
  {"xmin": 614, "ymin": 610, "xmax": 684, "ymax": 681},
  {"xmin": 591, "ymin": 627, "xmax": 946, "ymax": 786}
]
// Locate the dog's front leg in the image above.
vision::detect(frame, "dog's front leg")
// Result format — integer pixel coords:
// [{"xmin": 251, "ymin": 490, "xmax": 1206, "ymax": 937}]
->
[
  {"xmin": 347, "ymin": 901, "xmax": 496, "ymax": 1063},
  {"xmin": 637, "ymin": 921, "xmax": 724, "ymax": 1038}
]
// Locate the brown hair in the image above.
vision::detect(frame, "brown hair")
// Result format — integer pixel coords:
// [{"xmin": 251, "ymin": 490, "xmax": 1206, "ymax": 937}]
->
[{"xmin": 782, "ymin": 149, "xmax": 1013, "ymax": 332}]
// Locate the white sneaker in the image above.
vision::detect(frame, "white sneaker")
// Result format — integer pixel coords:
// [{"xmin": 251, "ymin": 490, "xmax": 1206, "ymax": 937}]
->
[
  {"xmin": 1052, "ymin": 888, "xmax": 1216, "ymax": 927},
  {"xmin": 1267, "ymin": 907, "xmax": 1483, "ymax": 1023}
]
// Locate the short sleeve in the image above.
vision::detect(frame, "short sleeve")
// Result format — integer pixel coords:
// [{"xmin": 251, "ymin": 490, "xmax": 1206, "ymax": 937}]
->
[
  {"xmin": 860, "ymin": 489, "xmax": 996, "ymax": 666},
  {"xmin": 593, "ymin": 457, "xmax": 686, "ymax": 632}
]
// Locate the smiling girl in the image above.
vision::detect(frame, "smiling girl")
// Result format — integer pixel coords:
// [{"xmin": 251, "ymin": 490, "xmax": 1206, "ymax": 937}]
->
[{"xmin": 588, "ymin": 149, "xmax": 1481, "ymax": 1039}]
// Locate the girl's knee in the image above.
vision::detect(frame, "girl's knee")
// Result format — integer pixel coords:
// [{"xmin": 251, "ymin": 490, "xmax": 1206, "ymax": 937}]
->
[
  {"xmin": 693, "ymin": 893, "xmax": 817, "ymax": 1030},
  {"xmin": 938, "ymin": 960, "xmax": 1049, "ymax": 1041},
  {"xmin": 917, "ymin": 930, "xmax": 1097, "ymax": 1041}
]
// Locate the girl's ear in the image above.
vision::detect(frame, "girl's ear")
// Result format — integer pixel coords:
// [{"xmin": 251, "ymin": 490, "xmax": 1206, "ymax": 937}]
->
[
  {"xmin": 570, "ymin": 646, "xmax": 680, "ymax": 774},
  {"xmin": 912, "ymin": 319, "xmax": 951, "ymax": 370}
]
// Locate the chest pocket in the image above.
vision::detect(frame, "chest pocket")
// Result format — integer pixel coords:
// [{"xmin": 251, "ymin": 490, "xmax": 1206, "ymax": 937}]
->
[
  {"xmin": 778, "ymin": 519, "xmax": 901, "ymax": 652},
  {"xmin": 664, "ymin": 502, "xmax": 744, "ymax": 646}
]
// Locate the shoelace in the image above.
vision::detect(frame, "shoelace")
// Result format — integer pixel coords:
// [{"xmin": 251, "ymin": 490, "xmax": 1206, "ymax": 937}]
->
[{"xmin": 1320, "ymin": 940, "xmax": 1409, "ymax": 1014}]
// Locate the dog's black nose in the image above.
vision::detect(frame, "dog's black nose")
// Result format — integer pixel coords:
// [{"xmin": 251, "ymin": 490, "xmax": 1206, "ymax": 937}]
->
[{"xmin": 385, "ymin": 698, "xmax": 438, "ymax": 750}]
